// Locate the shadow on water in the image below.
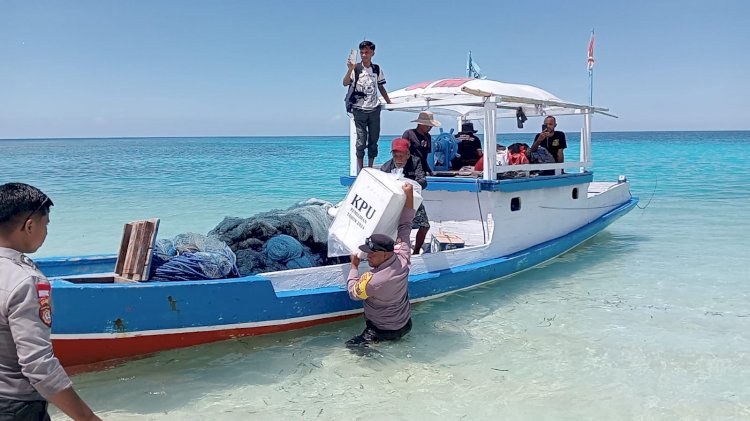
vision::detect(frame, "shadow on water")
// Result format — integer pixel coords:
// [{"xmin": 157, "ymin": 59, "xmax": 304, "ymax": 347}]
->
[{"xmin": 66, "ymin": 229, "xmax": 645, "ymax": 417}]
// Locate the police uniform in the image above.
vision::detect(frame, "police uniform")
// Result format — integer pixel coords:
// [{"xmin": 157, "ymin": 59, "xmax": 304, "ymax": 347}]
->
[{"xmin": 0, "ymin": 247, "xmax": 72, "ymax": 419}]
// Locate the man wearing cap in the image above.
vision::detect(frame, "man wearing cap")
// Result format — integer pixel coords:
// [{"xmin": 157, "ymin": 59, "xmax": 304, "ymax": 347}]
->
[
  {"xmin": 402, "ymin": 111, "xmax": 441, "ymax": 175},
  {"xmin": 345, "ymin": 183, "xmax": 416, "ymax": 347},
  {"xmin": 451, "ymin": 121, "xmax": 484, "ymax": 170},
  {"xmin": 380, "ymin": 138, "xmax": 430, "ymax": 255}
]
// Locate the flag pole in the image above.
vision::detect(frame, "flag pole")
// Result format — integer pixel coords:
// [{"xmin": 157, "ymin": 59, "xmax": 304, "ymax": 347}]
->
[
  {"xmin": 587, "ymin": 29, "xmax": 595, "ymax": 106},
  {"xmin": 584, "ymin": 29, "xmax": 596, "ymax": 169}
]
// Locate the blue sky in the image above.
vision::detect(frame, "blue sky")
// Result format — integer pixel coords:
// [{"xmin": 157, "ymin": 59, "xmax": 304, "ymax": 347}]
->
[{"xmin": 1, "ymin": 0, "xmax": 748, "ymax": 138}]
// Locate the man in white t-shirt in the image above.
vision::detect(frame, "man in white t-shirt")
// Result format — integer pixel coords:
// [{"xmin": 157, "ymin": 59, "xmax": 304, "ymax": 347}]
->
[{"xmin": 343, "ymin": 40, "xmax": 392, "ymax": 171}]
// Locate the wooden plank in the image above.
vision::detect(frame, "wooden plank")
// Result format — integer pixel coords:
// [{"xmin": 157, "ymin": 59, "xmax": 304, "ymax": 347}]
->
[
  {"xmin": 114, "ymin": 275, "xmax": 138, "ymax": 284},
  {"xmin": 114, "ymin": 223, "xmax": 133, "ymax": 275},
  {"xmin": 141, "ymin": 219, "xmax": 160, "ymax": 281},
  {"xmin": 131, "ymin": 223, "xmax": 147, "ymax": 280},
  {"xmin": 112, "ymin": 218, "xmax": 160, "ymax": 282},
  {"xmin": 123, "ymin": 224, "xmax": 141, "ymax": 278}
]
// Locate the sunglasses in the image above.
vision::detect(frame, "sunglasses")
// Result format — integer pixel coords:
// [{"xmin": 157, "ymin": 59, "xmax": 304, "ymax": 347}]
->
[
  {"xmin": 365, "ymin": 237, "xmax": 381, "ymax": 252},
  {"xmin": 365, "ymin": 236, "xmax": 390, "ymax": 253},
  {"xmin": 20, "ymin": 197, "xmax": 50, "ymax": 230}
]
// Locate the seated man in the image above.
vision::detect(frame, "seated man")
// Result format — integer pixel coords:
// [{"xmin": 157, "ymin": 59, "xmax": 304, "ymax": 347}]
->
[
  {"xmin": 451, "ymin": 122, "xmax": 483, "ymax": 170},
  {"xmin": 345, "ymin": 183, "xmax": 416, "ymax": 347},
  {"xmin": 531, "ymin": 116, "xmax": 567, "ymax": 163},
  {"xmin": 380, "ymin": 138, "xmax": 429, "ymax": 254}
]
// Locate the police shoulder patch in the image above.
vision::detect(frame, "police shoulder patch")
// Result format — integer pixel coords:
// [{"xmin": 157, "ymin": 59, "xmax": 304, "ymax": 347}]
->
[
  {"xmin": 356, "ymin": 271, "xmax": 372, "ymax": 300},
  {"xmin": 34, "ymin": 278, "xmax": 53, "ymax": 327},
  {"xmin": 39, "ymin": 297, "xmax": 52, "ymax": 327}
]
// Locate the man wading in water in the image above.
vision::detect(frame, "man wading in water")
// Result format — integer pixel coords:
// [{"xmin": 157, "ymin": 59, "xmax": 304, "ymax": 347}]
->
[{"xmin": 345, "ymin": 183, "xmax": 415, "ymax": 347}]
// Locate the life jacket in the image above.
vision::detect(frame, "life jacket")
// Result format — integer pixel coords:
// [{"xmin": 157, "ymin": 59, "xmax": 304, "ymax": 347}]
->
[{"xmin": 506, "ymin": 143, "xmax": 529, "ymax": 165}]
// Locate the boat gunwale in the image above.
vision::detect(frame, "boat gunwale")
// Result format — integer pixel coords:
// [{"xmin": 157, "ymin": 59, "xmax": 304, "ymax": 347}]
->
[{"xmin": 46, "ymin": 197, "xmax": 638, "ymax": 297}]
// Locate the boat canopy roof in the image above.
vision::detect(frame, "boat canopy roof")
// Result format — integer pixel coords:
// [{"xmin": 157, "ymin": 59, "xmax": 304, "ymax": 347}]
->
[{"xmin": 386, "ymin": 77, "xmax": 611, "ymax": 120}]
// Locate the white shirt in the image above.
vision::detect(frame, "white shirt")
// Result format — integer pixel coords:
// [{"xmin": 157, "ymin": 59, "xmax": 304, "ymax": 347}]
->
[{"xmin": 349, "ymin": 64, "xmax": 386, "ymax": 111}]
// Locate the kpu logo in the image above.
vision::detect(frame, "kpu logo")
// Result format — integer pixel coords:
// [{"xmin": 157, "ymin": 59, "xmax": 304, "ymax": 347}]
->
[{"xmin": 350, "ymin": 194, "xmax": 377, "ymax": 219}]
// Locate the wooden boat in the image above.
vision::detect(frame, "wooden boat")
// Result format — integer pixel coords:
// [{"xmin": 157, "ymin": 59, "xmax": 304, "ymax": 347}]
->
[{"xmin": 40, "ymin": 77, "xmax": 637, "ymax": 371}]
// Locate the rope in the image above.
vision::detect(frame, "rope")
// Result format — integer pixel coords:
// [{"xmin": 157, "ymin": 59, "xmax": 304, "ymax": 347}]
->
[
  {"xmin": 475, "ymin": 178, "xmax": 487, "ymax": 244},
  {"xmin": 635, "ymin": 176, "xmax": 657, "ymax": 210}
]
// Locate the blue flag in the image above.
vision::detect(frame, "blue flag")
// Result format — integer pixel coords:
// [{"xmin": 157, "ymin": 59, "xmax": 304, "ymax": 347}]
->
[{"xmin": 466, "ymin": 51, "xmax": 485, "ymax": 79}]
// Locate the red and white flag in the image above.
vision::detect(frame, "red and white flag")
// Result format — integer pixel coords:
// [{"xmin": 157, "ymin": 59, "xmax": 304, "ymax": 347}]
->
[{"xmin": 587, "ymin": 30, "xmax": 595, "ymax": 71}]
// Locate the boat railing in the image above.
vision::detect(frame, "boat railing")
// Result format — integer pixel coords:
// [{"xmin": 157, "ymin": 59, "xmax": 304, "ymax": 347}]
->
[{"xmin": 495, "ymin": 160, "xmax": 593, "ymax": 175}]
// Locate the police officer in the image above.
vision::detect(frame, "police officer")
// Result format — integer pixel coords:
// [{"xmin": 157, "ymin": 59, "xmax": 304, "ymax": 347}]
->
[
  {"xmin": 0, "ymin": 183, "xmax": 101, "ymax": 421},
  {"xmin": 345, "ymin": 183, "xmax": 415, "ymax": 347}
]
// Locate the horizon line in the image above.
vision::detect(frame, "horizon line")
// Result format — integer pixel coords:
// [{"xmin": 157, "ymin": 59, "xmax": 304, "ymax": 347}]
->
[{"xmin": 2, "ymin": 129, "xmax": 749, "ymax": 141}]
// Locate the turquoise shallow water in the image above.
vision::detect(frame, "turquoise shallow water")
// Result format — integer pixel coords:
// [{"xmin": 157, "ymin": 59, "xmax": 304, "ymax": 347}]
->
[{"xmin": 2, "ymin": 131, "xmax": 750, "ymax": 419}]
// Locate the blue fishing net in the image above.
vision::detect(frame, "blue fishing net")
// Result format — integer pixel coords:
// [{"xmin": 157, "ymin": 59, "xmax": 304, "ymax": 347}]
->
[
  {"xmin": 263, "ymin": 234, "xmax": 303, "ymax": 261},
  {"xmin": 149, "ymin": 233, "xmax": 238, "ymax": 282},
  {"xmin": 209, "ymin": 199, "xmax": 342, "ymax": 276},
  {"xmin": 152, "ymin": 199, "xmax": 345, "ymax": 279},
  {"xmin": 155, "ymin": 238, "xmax": 177, "ymax": 260}
]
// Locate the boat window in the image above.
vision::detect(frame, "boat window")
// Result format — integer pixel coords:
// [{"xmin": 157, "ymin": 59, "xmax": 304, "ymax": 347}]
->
[
  {"xmin": 511, "ymin": 197, "xmax": 521, "ymax": 212},
  {"xmin": 572, "ymin": 188, "xmax": 579, "ymax": 199}
]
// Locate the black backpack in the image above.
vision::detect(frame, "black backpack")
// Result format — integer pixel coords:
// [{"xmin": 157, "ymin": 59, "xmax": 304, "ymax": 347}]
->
[{"xmin": 345, "ymin": 63, "xmax": 380, "ymax": 113}]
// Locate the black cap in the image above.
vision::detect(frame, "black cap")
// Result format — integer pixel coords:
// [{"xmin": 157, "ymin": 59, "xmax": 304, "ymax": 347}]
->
[{"xmin": 358, "ymin": 234, "xmax": 395, "ymax": 253}]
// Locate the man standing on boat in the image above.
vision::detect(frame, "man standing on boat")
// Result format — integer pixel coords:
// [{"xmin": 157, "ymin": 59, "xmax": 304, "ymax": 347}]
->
[
  {"xmin": 402, "ymin": 111, "xmax": 441, "ymax": 175},
  {"xmin": 343, "ymin": 40, "xmax": 392, "ymax": 171},
  {"xmin": 0, "ymin": 183, "xmax": 101, "ymax": 421},
  {"xmin": 346, "ymin": 183, "xmax": 415, "ymax": 347},
  {"xmin": 531, "ymin": 116, "xmax": 567, "ymax": 163},
  {"xmin": 380, "ymin": 138, "xmax": 430, "ymax": 255}
]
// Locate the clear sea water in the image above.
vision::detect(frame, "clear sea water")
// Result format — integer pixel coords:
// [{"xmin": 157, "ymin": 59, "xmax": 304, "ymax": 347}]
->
[{"xmin": 2, "ymin": 131, "xmax": 749, "ymax": 420}]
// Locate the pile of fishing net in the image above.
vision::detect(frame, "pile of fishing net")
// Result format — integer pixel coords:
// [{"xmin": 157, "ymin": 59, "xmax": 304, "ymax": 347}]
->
[
  {"xmin": 209, "ymin": 198, "xmax": 348, "ymax": 276},
  {"xmin": 149, "ymin": 233, "xmax": 239, "ymax": 282},
  {"xmin": 148, "ymin": 199, "xmax": 346, "ymax": 280}
]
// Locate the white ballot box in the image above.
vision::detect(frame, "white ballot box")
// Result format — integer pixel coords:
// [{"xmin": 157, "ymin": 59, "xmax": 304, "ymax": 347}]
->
[{"xmin": 328, "ymin": 168, "xmax": 422, "ymax": 257}]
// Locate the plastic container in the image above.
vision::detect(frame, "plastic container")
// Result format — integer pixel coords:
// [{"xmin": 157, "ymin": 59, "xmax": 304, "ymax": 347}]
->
[{"xmin": 327, "ymin": 168, "xmax": 422, "ymax": 257}]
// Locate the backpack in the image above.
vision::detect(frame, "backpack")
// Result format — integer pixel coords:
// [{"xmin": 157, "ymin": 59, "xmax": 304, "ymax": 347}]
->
[
  {"xmin": 345, "ymin": 63, "xmax": 380, "ymax": 113},
  {"xmin": 528, "ymin": 146, "xmax": 555, "ymax": 164}
]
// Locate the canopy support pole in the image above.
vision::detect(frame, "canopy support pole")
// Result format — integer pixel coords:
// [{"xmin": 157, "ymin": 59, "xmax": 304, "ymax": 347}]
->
[
  {"xmin": 482, "ymin": 101, "xmax": 497, "ymax": 180},
  {"xmin": 581, "ymin": 110, "xmax": 592, "ymax": 173},
  {"xmin": 349, "ymin": 115, "xmax": 358, "ymax": 176}
]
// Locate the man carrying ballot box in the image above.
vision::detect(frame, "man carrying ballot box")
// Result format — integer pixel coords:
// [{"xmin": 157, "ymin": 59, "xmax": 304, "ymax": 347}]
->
[{"xmin": 345, "ymin": 183, "xmax": 416, "ymax": 348}]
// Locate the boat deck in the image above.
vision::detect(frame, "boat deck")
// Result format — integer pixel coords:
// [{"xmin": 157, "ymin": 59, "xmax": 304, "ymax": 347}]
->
[{"xmin": 588, "ymin": 181, "xmax": 622, "ymax": 197}]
